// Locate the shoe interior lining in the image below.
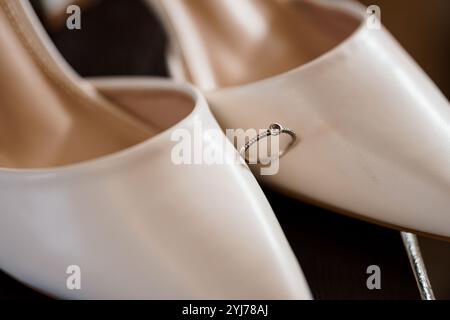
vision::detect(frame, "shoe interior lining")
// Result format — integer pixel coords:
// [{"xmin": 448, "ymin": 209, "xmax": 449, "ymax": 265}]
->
[
  {"xmin": 97, "ymin": 86, "xmax": 195, "ymax": 137},
  {"xmin": 0, "ymin": 0, "xmax": 194, "ymax": 169},
  {"xmin": 157, "ymin": 0, "xmax": 361, "ymax": 90}
]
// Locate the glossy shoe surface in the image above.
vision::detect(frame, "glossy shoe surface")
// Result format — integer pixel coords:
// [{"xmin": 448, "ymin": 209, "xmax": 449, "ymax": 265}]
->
[
  {"xmin": 149, "ymin": 0, "xmax": 450, "ymax": 238},
  {"xmin": 0, "ymin": 0, "xmax": 311, "ymax": 299},
  {"xmin": 0, "ymin": 78, "xmax": 311, "ymax": 299}
]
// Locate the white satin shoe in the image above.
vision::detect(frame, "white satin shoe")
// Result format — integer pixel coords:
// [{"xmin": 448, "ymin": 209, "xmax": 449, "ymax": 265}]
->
[
  {"xmin": 147, "ymin": 0, "xmax": 450, "ymax": 239},
  {"xmin": 0, "ymin": 0, "xmax": 311, "ymax": 299}
]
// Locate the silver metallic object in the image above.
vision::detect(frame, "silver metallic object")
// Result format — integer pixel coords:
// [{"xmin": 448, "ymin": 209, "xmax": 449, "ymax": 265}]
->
[
  {"xmin": 401, "ymin": 232, "xmax": 435, "ymax": 300},
  {"xmin": 239, "ymin": 123, "xmax": 297, "ymax": 163}
]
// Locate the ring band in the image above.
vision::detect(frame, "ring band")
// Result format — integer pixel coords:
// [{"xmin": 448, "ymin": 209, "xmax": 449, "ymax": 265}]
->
[{"xmin": 239, "ymin": 123, "xmax": 297, "ymax": 164}]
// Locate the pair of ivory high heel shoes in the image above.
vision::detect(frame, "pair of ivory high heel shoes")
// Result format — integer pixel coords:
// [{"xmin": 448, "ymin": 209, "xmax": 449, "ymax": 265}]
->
[{"xmin": 1, "ymin": 0, "xmax": 449, "ymax": 299}]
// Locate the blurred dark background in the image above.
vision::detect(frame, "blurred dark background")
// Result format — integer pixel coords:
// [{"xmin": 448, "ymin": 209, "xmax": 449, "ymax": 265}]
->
[
  {"xmin": 359, "ymin": 0, "xmax": 450, "ymax": 98},
  {"xmin": 2, "ymin": 0, "xmax": 449, "ymax": 300}
]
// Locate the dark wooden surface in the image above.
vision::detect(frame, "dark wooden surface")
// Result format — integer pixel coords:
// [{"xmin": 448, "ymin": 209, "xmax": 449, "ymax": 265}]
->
[{"xmin": 3, "ymin": 0, "xmax": 439, "ymax": 300}]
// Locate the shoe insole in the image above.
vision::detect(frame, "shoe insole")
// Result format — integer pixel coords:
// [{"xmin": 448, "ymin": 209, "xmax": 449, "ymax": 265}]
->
[
  {"xmin": 155, "ymin": 0, "xmax": 360, "ymax": 90},
  {"xmin": 0, "ymin": 0, "xmax": 158, "ymax": 169}
]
